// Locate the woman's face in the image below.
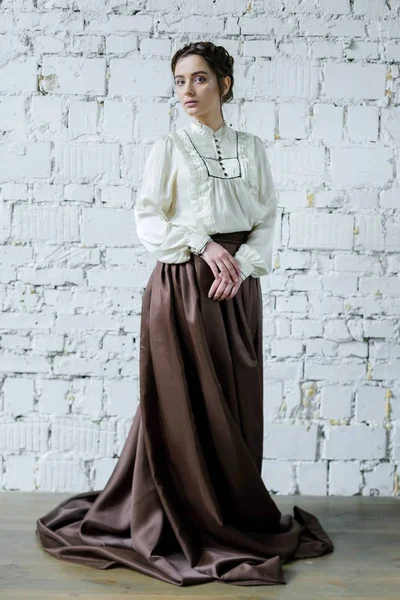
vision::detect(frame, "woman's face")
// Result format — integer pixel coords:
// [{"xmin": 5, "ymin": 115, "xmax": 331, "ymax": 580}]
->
[{"xmin": 173, "ymin": 54, "xmax": 230, "ymax": 121}]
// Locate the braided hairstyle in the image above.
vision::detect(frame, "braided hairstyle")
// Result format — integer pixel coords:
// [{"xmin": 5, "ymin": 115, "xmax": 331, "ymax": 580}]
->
[{"xmin": 171, "ymin": 41, "xmax": 234, "ymax": 114}]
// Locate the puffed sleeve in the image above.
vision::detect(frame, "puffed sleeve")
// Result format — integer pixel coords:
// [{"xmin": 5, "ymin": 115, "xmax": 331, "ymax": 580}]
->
[
  {"xmin": 234, "ymin": 135, "xmax": 277, "ymax": 280},
  {"xmin": 134, "ymin": 134, "xmax": 212, "ymax": 262}
]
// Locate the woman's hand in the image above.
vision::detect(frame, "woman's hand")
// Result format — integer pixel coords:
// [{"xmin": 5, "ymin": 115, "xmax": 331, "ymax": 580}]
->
[
  {"xmin": 200, "ymin": 240, "xmax": 243, "ymax": 301},
  {"xmin": 208, "ymin": 274, "xmax": 243, "ymax": 301}
]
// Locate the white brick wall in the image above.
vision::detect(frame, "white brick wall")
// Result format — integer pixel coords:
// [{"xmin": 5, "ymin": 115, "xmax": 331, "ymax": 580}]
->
[{"xmin": 0, "ymin": 0, "xmax": 399, "ymax": 498}]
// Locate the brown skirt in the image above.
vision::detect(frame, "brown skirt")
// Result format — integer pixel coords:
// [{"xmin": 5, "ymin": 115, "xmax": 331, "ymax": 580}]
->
[{"xmin": 35, "ymin": 230, "xmax": 334, "ymax": 586}]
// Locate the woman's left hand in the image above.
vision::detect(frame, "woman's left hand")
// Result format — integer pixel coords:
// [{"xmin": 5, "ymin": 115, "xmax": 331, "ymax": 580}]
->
[{"xmin": 208, "ymin": 273, "xmax": 243, "ymax": 301}]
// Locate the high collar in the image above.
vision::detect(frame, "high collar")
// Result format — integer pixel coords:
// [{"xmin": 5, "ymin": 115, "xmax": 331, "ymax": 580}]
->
[{"xmin": 188, "ymin": 118, "xmax": 228, "ymax": 141}]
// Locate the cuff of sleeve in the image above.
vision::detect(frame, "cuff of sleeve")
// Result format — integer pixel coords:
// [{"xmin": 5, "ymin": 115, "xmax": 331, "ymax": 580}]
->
[
  {"xmin": 233, "ymin": 252, "xmax": 253, "ymax": 281},
  {"xmin": 188, "ymin": 232, "xmax": 212, "ymax": 255}
]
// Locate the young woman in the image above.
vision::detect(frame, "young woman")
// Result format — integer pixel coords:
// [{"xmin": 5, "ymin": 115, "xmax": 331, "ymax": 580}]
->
[{"xmin": 36, "ymin": 41, "xmax": 334, "ymax": 586}]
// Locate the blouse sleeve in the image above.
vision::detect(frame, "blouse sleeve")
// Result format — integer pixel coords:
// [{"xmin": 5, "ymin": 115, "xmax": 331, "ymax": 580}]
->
[
  {"xmin": 134, "ymin": 134, "xmax": 212, "ymax": 263},
  {"xmin": 234, "ymin": 135, "xmax": 278, "ymax": 280}
]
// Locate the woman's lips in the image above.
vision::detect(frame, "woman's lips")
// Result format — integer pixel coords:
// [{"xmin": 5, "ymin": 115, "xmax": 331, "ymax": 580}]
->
[{"xmin": 185, "ymin": 101, "xmax": 198, "ymax": 105}]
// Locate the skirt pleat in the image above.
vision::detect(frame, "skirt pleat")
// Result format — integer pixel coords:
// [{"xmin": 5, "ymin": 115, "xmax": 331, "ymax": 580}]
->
[{"xmin": 36, "ymin": 230, "xmax": 334, "ymax": 586}]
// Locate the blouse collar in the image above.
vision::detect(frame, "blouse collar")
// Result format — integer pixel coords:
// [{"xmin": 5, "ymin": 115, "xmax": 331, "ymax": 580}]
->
[{"xmin": 188, "ymin": 117, "xmax": 228, "ymax": 141}]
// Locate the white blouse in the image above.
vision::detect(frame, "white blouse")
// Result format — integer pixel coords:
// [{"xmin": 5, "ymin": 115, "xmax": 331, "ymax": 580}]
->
[{"xmin": 134, "ymin": 117, "xmax": 277, "ymax": 280}]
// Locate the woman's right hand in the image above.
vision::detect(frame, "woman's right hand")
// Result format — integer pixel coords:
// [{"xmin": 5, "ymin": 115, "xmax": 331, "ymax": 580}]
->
[{"xmin": 200, "ymin": 240, "xmax": 242, "ymax": 286}]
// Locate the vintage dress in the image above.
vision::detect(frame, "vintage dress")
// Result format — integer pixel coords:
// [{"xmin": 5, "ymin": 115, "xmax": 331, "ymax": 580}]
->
[{"xmin": 35, "ymin": 117, "xmax": 334, "ymax": 587}]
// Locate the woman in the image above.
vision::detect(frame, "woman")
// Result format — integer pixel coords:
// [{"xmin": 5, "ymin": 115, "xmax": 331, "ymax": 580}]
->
[{"xmin": 36, "ymin": 41, "xmax": 334, "ymax": 586}]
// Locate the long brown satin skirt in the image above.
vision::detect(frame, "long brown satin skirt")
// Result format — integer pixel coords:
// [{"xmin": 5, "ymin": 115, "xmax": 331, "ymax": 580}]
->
[{"xmin": 35, "ymin": 230, "xmax": 334, "ymax": 586}]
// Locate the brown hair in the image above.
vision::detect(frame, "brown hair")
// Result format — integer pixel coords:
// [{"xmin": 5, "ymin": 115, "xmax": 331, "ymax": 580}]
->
[{"xmin": 171, "ymin": 41, "xmax": 234, "ymax": 110}]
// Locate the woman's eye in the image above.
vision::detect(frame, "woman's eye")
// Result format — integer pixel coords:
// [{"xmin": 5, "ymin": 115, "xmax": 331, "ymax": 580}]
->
[{"xmin": 175, "ymin": 77, "xmax": 205, "ymax": 85}]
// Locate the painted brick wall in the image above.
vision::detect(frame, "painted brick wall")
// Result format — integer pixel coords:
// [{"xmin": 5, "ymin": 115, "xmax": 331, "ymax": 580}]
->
[{"xmin": 0, "ymin": 0, "xmax": 399, "ymax": 497}]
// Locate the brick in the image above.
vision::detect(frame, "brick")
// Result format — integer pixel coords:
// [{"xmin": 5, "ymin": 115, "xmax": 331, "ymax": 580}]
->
[
  {"xmin": 13, "ymin": 205, "xmax": 79, "ymax": 242},
  {"xmin": 92, "ymin": 458, "xmax": 118, "ymax": 488},
  {"xmin": 54, "ymin": 314, "xmax": 119, "ymax": 333},
  {"xmin": 322, "ymin": 63, "xmax": 387, "ymax": 100},
  {"xmin": 37, "ymin": 379, "xmax": 70, "ymax": 415},
  {"xmin": 38, "ymin": 456, "xmax": 88, "ymax": 492},
  {"xmin": 53, "ymin": 356, "xmax": 118, "ymax": 377},
  {"xmin": 18, "ymin": 268, "xmax": 84, "ymax": 286},
  {"xmin": 323, "ymin": 425, "xmax": 386, "ymax": 459},
  {"xmin": 105, "ymin": 380, "xmax": 138, "ymax": 418},
  {"xmin": 297, "ymin": 462, "xmax": 328, "ymax": 495},
  {"xmin": 5, "ymin": 455, "xmax": 35, "ymax": 491},
  {"xmin": 329, "ymin": 461, "xmax": 361, "ymax": 495},
  {"xmin": 386, "ymin": 223, "xmax": 400, "ymax": 252},
  {"xmin": 279, "ymin": 102, "xmax": 308, "ymax": 139},
  {"xmin": 71, "ymin": 378, "xmax": 103, "ymax": 415},
  {"xmin": 348, "ymin": 105, "xmax": 379, "ymax": 142},
  {"xmin": 0, "ymin": 354, "xmax": 50, "ymax": 373},
  {"xmin": 240, "ymin": 16, "xmax": 296, "ymax": 36},
  {"xmin": 292, "ymin": 319, "xmax": 323, "ymax": 338},
  {"xmin": 306, "ymin": 339, "xmax": 337, "ymax": 356},
  {"xmin": 31, "ymin": 96, "xmax": 63, "ymax": 135},
  {"xmin": 109, "ymin": 59, "xmax": 171, "ymax": 96},
  {"xmin": 256, "ymin": 59, "xmax": 319, "ymax": 99},
  {"xmin": 0, "ymin": 202, "xmax": 11, "ymax": 242},
  {"xmin": 311, "ymin": 40, "xmax": 342, "ymax": 59},
  {"xmin": 289, "ymin": 212, "xmax": 354, "ymax": 250},
  {"xmin": 363, "ymin": 319, "xmax": 396, "ymax": 339},
  {"xmin": 41, "ymin": 57, "xmax": 106, "ymax": 95},
  {"xmin": 269, "ymin": 145, "xmax": 325, "ymax": 187},
  {"xmin": 0, "ymin": 417, "xmax": 48, "ymax": 453},
  {"xmin": 0, "ymin": 96, "xmax": 25, "ymax": 132},
  {"xmin": 356, "ymin": 385, "xmax": 387, "ymax": 422},
  {"xmin": 0, "ymin": 142, "xmax": 51, "ymax": 180},
  {"xmin": 0, "ymin": 334, "xmax": 30, "ymax": 350},
  {"xmin": 54, "ymin": 143, "xmax": 119, "ymax": 183},
  {"xmin": 276, "ymin": 295, "xmax": 308, "ymax": 313},
  {"xmin": 270, "ymin": 339, "xmax": 304, "ymax": 358},
  {"xmin": 50, "ymin": 415, "xmax": 115, "ymax": 457},
  {"xmin": 140, "ymin": 38, "xmax": 171, "ymax": 58},
  {"xmin": 68, "ymin": 101, "xmax": 98, "ymax": 137},
  {"xmin": 381, "ymin": 188, "xmax": 400, "ymax": 209},
  {"xmin": 305, "ymin": 361, "xmax": 366, "ymax": 381},
  {"xmin": 264, "ymin": 361, "xmax": 303, "ymax": 380},
  {"xmin": 261, "ymin": 460, "xmax": 294, "ymax": 495},
  {"xmin": 82, "ymin": 207, "xmax": 137, "ymax": 246},
  {"xmin": 355, "ymin": 216, "xmax": 384, "ymax": 251},
  {"xmin": 312, "ymin": 103, "xmax": 343, "ymax": 141},
  {"xmin": 321, "ymin": 385, "xmax": 352, "ymax": 419},
  {"xmin": 243, "ymin": 40, "xmax": 277, "ymax": 57},
  {"xmin": 263, "ymin": 382, "xmax": 284, "ymax": 422},
  {"xmin": 0, "ymin": 57, "xmax": 37, "ymax": 92},
  {"xmin": 86, "ymin": 14, "xmax": 152, "ymax": 33},
  {"xmin": 3, "ymin": 377, "xmax": 35, "ymax": 415},
  {"xmin": 103, "ymin": 100, "xmax": 134, "ymax": 140},
  {"xmin": 331, "ymin": 147, "xmax": 393, "ymax": 187},
  {"xmin": 300, "ymin": 17, "xmax": 364, "ymax": 37},
  {"xmin": 264, "ymin": 424, "xmax": 318, "ymax": 460},
  {"xmin": 363, "ymin": 463, "xmax": 395, "ymax": 496},
  {"xmin": 345, "ymin": 41, "xmax": 379, "ymax": 60}
]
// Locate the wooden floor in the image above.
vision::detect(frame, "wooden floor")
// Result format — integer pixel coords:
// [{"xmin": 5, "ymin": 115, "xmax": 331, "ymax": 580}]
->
[{"xmin": 0, "ymin": 492, "xmax": 399, "ymax": 600}]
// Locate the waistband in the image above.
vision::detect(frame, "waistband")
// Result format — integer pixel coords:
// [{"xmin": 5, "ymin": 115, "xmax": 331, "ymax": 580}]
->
[{"xmin": 210, "ymin": 230, "xmax": 251, "ymax": 244}]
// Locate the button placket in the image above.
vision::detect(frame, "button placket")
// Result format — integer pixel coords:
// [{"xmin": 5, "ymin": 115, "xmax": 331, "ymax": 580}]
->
[{"xmin": 214, "ymin": 135, "xmax": 227, "ymax": 176}]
